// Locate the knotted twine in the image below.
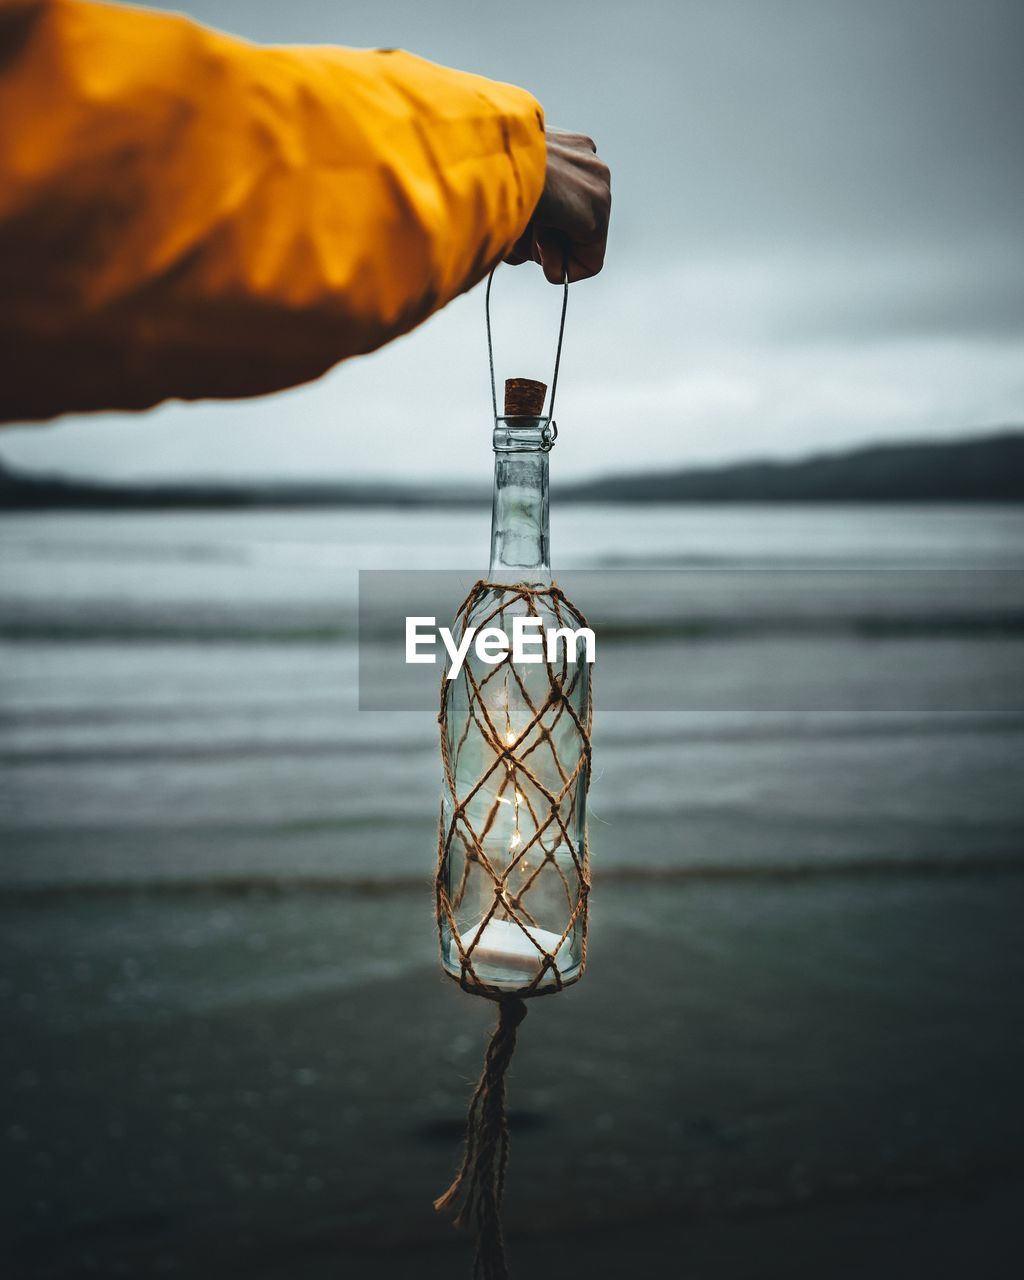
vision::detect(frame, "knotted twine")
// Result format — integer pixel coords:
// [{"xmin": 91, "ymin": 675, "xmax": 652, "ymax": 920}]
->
[{"xmin": 434, "ymin": 579, "xmax": 592, "ymax": 1279}]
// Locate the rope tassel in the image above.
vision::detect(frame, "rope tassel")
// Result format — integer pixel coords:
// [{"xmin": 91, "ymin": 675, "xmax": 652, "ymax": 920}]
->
[{"xmin": 434, "ymin": 997, "xmax": 529, "ymax": 1279}]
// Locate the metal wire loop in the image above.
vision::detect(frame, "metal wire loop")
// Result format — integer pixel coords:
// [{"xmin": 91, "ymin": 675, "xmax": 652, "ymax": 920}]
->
[{"xmin": 485, "ymin": 255, "xmax": 570, "ymax": 426}]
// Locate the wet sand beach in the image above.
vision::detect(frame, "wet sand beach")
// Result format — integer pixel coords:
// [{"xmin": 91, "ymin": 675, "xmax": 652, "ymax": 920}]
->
[{"xmin": 4, "ymin": 874, "xmax": 1023, "ymax": 1277}]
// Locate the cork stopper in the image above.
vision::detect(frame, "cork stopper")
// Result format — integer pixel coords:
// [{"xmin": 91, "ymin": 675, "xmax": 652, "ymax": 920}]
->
[{"xmin": 504, "ymin": 377, "xmax": 547, "ymax": 417}]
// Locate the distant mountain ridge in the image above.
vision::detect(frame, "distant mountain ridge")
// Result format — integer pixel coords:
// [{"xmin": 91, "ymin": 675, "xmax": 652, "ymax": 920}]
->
[
  {"xmin": 1, "ymin": 429, "xmax": 1022, "ymax": 509},
  {"xmin": 567, "ymin": 430, "xmax": 1024, "ymax": 503}
]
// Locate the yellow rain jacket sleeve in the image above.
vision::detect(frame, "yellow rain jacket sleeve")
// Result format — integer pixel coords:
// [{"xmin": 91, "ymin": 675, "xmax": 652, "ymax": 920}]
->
[{"xmin": 0, "ymin": 0, "xmax": 547, "ymax": 422}]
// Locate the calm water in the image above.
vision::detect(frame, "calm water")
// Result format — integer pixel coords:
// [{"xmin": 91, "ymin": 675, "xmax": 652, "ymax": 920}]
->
[{"xmin": 1, "ymin": 504, "xmax": 1022, "ymax": 889}]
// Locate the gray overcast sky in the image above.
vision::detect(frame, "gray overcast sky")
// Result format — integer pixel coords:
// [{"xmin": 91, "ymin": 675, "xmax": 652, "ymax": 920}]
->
[{"xmin": 3, "ymin": 0, "xmax": 1023, "ymax": 482}]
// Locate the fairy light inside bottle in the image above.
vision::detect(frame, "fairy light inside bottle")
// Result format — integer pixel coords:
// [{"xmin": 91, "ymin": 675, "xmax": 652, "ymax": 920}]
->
[{"xmin": 436, "ymin": 376, "xmax": 592, "ymax": 995}]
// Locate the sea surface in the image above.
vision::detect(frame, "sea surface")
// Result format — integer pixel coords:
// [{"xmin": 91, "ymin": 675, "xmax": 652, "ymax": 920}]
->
[
  {"xmin": 2, "ymin": 504, "xmax": 1023, "ymax": 1277},
  {"xmin": 1, "ymin": 504, "xmax": 1022, "ymax": 888}
]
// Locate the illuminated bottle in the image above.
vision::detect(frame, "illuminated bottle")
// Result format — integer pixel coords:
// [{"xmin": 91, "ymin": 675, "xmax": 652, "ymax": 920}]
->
[{"xmin": 437, "ymin": 377, "xmax": 592, "ymax": 995}]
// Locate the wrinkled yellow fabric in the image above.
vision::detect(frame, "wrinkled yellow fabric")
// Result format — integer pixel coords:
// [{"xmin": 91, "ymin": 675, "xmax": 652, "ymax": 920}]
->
[{"xmin": 0, "ymin": 0, "xmax": 546, "ymax": 421}]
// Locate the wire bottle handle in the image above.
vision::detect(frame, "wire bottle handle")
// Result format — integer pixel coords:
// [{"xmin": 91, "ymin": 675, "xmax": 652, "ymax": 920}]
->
[{"xmin": 485, "ymin": 259, "xmax": 569, "ymax": 428}]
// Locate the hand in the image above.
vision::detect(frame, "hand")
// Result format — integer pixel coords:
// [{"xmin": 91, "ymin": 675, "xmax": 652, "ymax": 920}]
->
[{"xmin": 505, "ymin": 127, "xmax": 611, "ymax": 283}]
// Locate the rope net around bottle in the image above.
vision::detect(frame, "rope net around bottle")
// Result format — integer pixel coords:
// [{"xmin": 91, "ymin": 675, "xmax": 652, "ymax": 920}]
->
[{"xmin": 434, "ymin": 578, "xmax": 592, "ymax": 1280}]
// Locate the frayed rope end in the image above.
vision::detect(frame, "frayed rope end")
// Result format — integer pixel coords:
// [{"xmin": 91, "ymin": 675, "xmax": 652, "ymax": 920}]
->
[{"xmin": 434, "ymin": 997, "xmax": 528, "ymax": 1278}]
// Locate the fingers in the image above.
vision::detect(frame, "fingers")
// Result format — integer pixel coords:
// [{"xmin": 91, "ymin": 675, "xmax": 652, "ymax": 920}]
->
[
  {"xmin": 542, "ymin": 130, "xmax": 610, "ymax": 281},
  {"xmin": 567, "ymin": 238, "xmax": 607, "ymax": 284},
  {"xmin": 535, "ymin": 229, "xmax": 568, "ymax": 284},
  {"xmin": 547, "ymin": 127, "xmax": 598, "ymax": 154},
  {"xmin": 505, "ymin": 126, "xmax": 611, "ymax": 283},
  {"xmin": 502, "ymin": 228, "xmax": 534, "ymax": 266}
]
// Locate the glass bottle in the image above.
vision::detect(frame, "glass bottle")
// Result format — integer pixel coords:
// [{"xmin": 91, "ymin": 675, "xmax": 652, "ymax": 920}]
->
[{"xmin": 438, "ymin": 384, "xmax": 591, "ymax": 994}]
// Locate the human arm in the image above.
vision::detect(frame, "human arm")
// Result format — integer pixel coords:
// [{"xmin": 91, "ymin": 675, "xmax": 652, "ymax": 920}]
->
[{"xmin": 0, "ymin": 0, "xmax": 549, "ymax": 421}]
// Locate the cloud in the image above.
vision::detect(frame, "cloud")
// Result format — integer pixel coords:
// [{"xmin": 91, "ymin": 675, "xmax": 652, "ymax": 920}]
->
[
  {"xmin": 1, "ymin": 0, "xmax": 1021, "ymax": 481},
  {"xmin": 4, "ymin": 272, "xmax": 1019, "ymax": 482}
]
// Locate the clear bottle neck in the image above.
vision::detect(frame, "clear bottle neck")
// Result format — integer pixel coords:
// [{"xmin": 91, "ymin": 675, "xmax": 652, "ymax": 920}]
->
[{"xmin": 488, "ymin": 416, "xmax": 552, "ymax": 586}]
